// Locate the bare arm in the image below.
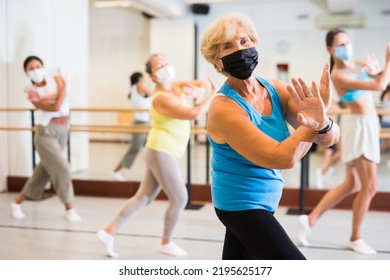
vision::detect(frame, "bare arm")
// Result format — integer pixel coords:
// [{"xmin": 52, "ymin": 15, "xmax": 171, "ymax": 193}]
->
[
  {"xmin": 334, "ymin": 43, "xmax": 390, "ymax": 92},
  {"xmin": 173, "ymin": 80, "xmax": 208, "ymax": 89},
  {"xmin": 39, "ymin": 93, "xmax": 58, "ymax": 100},
  {"xmin": 207, "ymin": 96, "xmax": 315, "ymax": 169},
  {"xmin": 207, "ymin": 63, "xmax": 341, "ymax": 170},
  {"xmin": 278, "ymin": 63, "xmax": 339, "ymax": 147},
  {"xmin": 154, "ymin": 77, "xmax": 217, "ymax": 120},
  {"xmin": 153, "ymin": 90, "xmax": 215, "ymax": 121},
  {"xmin": 31, "ymin": 76, "xmax": 66, "ymax": 112}
]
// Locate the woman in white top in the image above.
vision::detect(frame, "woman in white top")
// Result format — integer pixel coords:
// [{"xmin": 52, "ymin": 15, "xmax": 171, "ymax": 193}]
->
[
  {"xmin": 11, "ymin": 55, "xmax": 81, "ymax": 221},
  {"xmin": 112, "ymin": 72, "xmax": 152, "ymax": 181}
]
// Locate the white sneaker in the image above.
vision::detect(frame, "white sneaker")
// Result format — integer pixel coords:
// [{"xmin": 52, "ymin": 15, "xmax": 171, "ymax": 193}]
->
[
  {"xmin": 349, "ymin": 239, "xmax": 377, "ymax": 255},
  {"xmin": 97, "ymin": 230, "xmax": 118, "ymax": 258},
  {"xmin": 44, "ymin": 182, "xmax": 51, "ymax": 190},
  {"xmin": 298, "ymin": 215, "xmax": 311, "ymax": 246},
  {"xmin": 11, "ymin": 202, "xmax": 26, "ymax": 219},
  {"xmin": 315, "ymin": 168, "xmax": 324, "ymax": 189},
  {"xmin": 325, "ymin": 167, "xmax": 335, "ymax": 176},
  {"xmin": 65, "ymin": 208, "xmax": 82, "ymax": 221},
  {"xmin": 158, "ymin": 242, "xmax": 188, "ymax": 257},
  {"xmin": 111, "ymin": 171, "xmax": 125, "ymax": 181}
]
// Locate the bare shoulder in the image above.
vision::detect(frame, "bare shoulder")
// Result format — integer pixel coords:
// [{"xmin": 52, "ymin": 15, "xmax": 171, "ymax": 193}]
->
[
  {"xmin": 209, "ymin": 94, "xmax": 242, "ymax": 118},
  {"xmin": 268, "ymin": 79, "xmax": 289, "ymax": 102},
  {"xmin": 268, "ymin": 79, "xmax": 288, "ymax": 92},
  {"xmin": 152, "ymin": 91, "xmax": 177, "ymax": 109},
  {"xmin": 208, "ymin": 95, "xmax": 249, "ymax": 129},
  {"xmin": 208, "ymin": 94, "xmax": 248, "ymax": 143}
]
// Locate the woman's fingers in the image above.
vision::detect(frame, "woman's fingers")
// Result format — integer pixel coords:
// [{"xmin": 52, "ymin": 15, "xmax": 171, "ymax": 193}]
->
[
  {"xmin": 311, "ymin": 81, "xmax": 320, "ymax": 98},
  {"xmin": 320, "ymin": 63, "xmax": 330, "ymax": 90},
  {"xmin": 290, "ymin": 78, "xmax": 306, "ymax": 100},
  {"xmin": 287, "ymin": 84, "xmax": 303, "ymax": 106},
  {"xmin": 297, "ymin": 78, "xmax": 313, "ymax": 98},
  {"xmin": 288, "ymin": 77, "xmax": 317, "ymax": 104}
]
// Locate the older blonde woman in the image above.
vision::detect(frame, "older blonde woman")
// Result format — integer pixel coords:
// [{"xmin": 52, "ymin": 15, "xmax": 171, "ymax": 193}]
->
[{"xmin": 201, "ymin": 13, "xmax": 340, "ymax": 260}]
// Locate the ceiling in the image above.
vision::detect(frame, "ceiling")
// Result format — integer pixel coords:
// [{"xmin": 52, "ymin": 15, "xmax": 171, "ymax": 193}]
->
[{"xmin": 91, "ymin": 0, "xmax": 358, "ymax": 18}]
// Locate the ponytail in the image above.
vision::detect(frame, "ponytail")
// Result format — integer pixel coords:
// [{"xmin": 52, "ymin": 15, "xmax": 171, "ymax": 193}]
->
[
  {"xmin": 325, "ymin": 28, "xmax": 345, "ymax": 73},
  {"xmin": 329, "ymin": 57, "xmax": 334, "ymax": 73}
]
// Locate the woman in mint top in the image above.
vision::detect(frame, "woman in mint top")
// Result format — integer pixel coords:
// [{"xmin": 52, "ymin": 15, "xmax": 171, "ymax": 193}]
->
[
  {"xmin": 299, "ymin": 29, "xmax": 390, "ymax": 255},
  {"xmin": 97, "ymin": 54, "xmax": 216, "ymax": 258},
  {"xmin": 201, "ymin": 13, "xmax": 339, "ymax": 260}
]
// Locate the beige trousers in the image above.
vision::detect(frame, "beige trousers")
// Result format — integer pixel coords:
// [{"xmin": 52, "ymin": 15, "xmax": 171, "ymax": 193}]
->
[{"xmin": 22, "ymin": 123, "xmax": 74, "ymax": 204}]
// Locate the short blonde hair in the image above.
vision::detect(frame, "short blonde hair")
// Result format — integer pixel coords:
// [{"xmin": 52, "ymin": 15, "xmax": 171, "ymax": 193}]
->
[{"xmin": 200, "ymin": 13, "xmax": 259, "ymax": 76}]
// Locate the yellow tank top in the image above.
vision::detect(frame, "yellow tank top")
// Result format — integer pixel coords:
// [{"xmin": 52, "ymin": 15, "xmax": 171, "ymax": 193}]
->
[{"xmin": 146, "ymin": 90, "xmax": 191, "ymax": 158}]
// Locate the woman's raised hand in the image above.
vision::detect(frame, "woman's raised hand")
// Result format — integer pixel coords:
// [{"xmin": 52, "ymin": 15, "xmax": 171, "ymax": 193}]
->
[
  {"xmin": 24, "ymin": 86, "xmax": 40, "ymax": 102},
  {"xmin": 182, "ymin": 83, "xmax": 206, "ymax": 104},
  {"xmin": 364, "ymin": 53, "xmax": 381, "ymax": 76},
  {"xmin": 385, "ymin": 42, "xmax": 390, "ymax": 64},
  {"xmin": 318, "ymin": 63, "xmax": 331, "ymax": 110},
  {"xmin": 287, "ymin": 71, "xmax": 328, "ymax": 131}
]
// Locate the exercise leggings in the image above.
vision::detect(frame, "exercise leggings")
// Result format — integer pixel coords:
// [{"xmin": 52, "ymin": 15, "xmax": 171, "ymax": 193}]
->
[
  {"xmin": 111, "ymin": 148, "xmax": 188, "ymax": 240},
  {"xmin": 215, "ymin": 208, "xmax": 306, "ymax": 260}
]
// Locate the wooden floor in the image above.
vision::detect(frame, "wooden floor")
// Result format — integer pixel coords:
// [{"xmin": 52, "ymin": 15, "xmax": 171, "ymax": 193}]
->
[
  {"xmin": 1, "ymin": 192, "xmax": 390, "ymax": 260},
  {"xmin": 2, "ymin": 141, "xmax": 390, "ymax": 261}
]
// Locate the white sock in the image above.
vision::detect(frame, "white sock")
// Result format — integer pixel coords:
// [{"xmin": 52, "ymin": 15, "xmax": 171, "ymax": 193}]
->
[
  {"xmin": 325, "ymin": 167, "xmax": 335, "ymax": 176},
  {"xmin": 349, "ymin": 239, "xmax": 377, "ymax": 255},
  {"xmin": 111, "ymin": 171, "xmax": 125, "ymax": 181},
  {"xmin": 65, "ymin": 208, "xmax": 82, "ymax": 221},
  {"xmin": 97, "ymin": 230, "xmax": 118, "ymax": 258},
  {"xmin": 11, "ymin": 202, "xmax": 26, "ymax": 219},
  {"xmin": 159, "ymin": 242, "xmax": 188, "ymax": 257},
  {"xmin": 298, "ymin": 215, "xmax": 311, "ymax": 246},
  {"xmin": 315, "ymin": 168, "xmax": 324, "ymax": 189}
]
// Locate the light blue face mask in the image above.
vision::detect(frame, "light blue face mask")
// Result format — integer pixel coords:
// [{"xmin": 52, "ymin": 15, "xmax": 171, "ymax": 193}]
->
[{"xmin": 334, "ymin": 44, "xmax": 353, "ymax": 61}]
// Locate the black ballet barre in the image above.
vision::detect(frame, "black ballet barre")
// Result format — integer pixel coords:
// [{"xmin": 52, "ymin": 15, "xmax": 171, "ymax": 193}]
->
[
  {"xmin": 0, "ymin": 107, "xmax": 209, "ymax": 210},
  {"xmin": 4, "ymin": 107, "xmax": 390, "ymax": 214}
]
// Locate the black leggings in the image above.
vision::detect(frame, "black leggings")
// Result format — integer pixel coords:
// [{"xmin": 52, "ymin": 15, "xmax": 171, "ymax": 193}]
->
[{"xmin": 215, "ymin": 208, "xmax": 306, "ymax": 260}]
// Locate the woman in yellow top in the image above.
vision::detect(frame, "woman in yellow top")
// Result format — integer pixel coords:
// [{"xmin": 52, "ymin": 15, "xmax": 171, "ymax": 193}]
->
[{"xmin": 97, "ymin": 53, "xmax": 216, "ymax": 258}]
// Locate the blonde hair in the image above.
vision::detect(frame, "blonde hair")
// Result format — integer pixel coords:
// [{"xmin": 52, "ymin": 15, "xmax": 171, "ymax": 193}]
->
[{"xmin": 200, "ymin": 12, "xmax": 259, "ymax": 76}]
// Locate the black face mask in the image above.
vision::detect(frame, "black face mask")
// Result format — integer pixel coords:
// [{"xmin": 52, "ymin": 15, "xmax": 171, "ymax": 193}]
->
[{"xmin": 221, "ymin": 47, "xmax": 258, "ymax": 80}]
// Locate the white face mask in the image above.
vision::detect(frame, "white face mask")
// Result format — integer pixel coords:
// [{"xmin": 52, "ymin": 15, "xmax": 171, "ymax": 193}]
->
[
  {"xmin": 334, "ymin": 44, "xmax": 353, "ymax": 61},
  {"xmin": 155, "ymin": 65, "xmax": 175, "ymax": 84},
  {"xmin": 27, "ymin": 68, "xmax": 45, "ymax": 84}
]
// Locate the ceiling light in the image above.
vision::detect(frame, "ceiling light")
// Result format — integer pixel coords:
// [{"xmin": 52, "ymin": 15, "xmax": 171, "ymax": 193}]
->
[{"xmin": 93, "ymin": 1, "xmax": 131, "ymax": 8}]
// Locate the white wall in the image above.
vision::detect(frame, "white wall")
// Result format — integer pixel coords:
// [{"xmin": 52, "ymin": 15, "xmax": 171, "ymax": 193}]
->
[
  {"xmin": 150, "ymin": 18, "xmax": 195, "ymax": 81},
  {"xmin": 0, "ymin": 0, "xmax": 8, "ymax": 192},
  {"xmin": 88, "ymin": 6, "xmax": 150, "ymax": 140},
  {"xmin": 85, "ymin": 0, "xmax": 390, "ymax": 144},
  {"xmin": 3, "ymin": 0, "xmax": 89, "ymax": 179},
  {"xmin": 193, "ymin": 0, "xmax": 390, "ymax": 99},
  {"xmin": 53, "ymin": 0, "xmax": 89, "ymax": 173},
  {"xmin": 2, "ymin": 0, "xmax": 389, "ymax": 185}
]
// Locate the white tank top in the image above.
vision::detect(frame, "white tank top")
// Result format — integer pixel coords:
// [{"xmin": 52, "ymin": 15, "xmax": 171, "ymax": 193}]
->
[
  {"xmin": 130, "ymin": 84, "xmax": 151, "ymax": 122},
  {"xmin": 33, "ymin": 76, "xmax": 70, "ymax": 126}
]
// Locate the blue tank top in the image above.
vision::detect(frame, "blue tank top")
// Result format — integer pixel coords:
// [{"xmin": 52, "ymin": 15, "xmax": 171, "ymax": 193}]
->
[
  {"xmin": 209, "ymin": 77, "xmax": 290, "ymax": 212},
  {"xmin": 335, "ymin": 65, "xmax": 372, "ymax": 103}
]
